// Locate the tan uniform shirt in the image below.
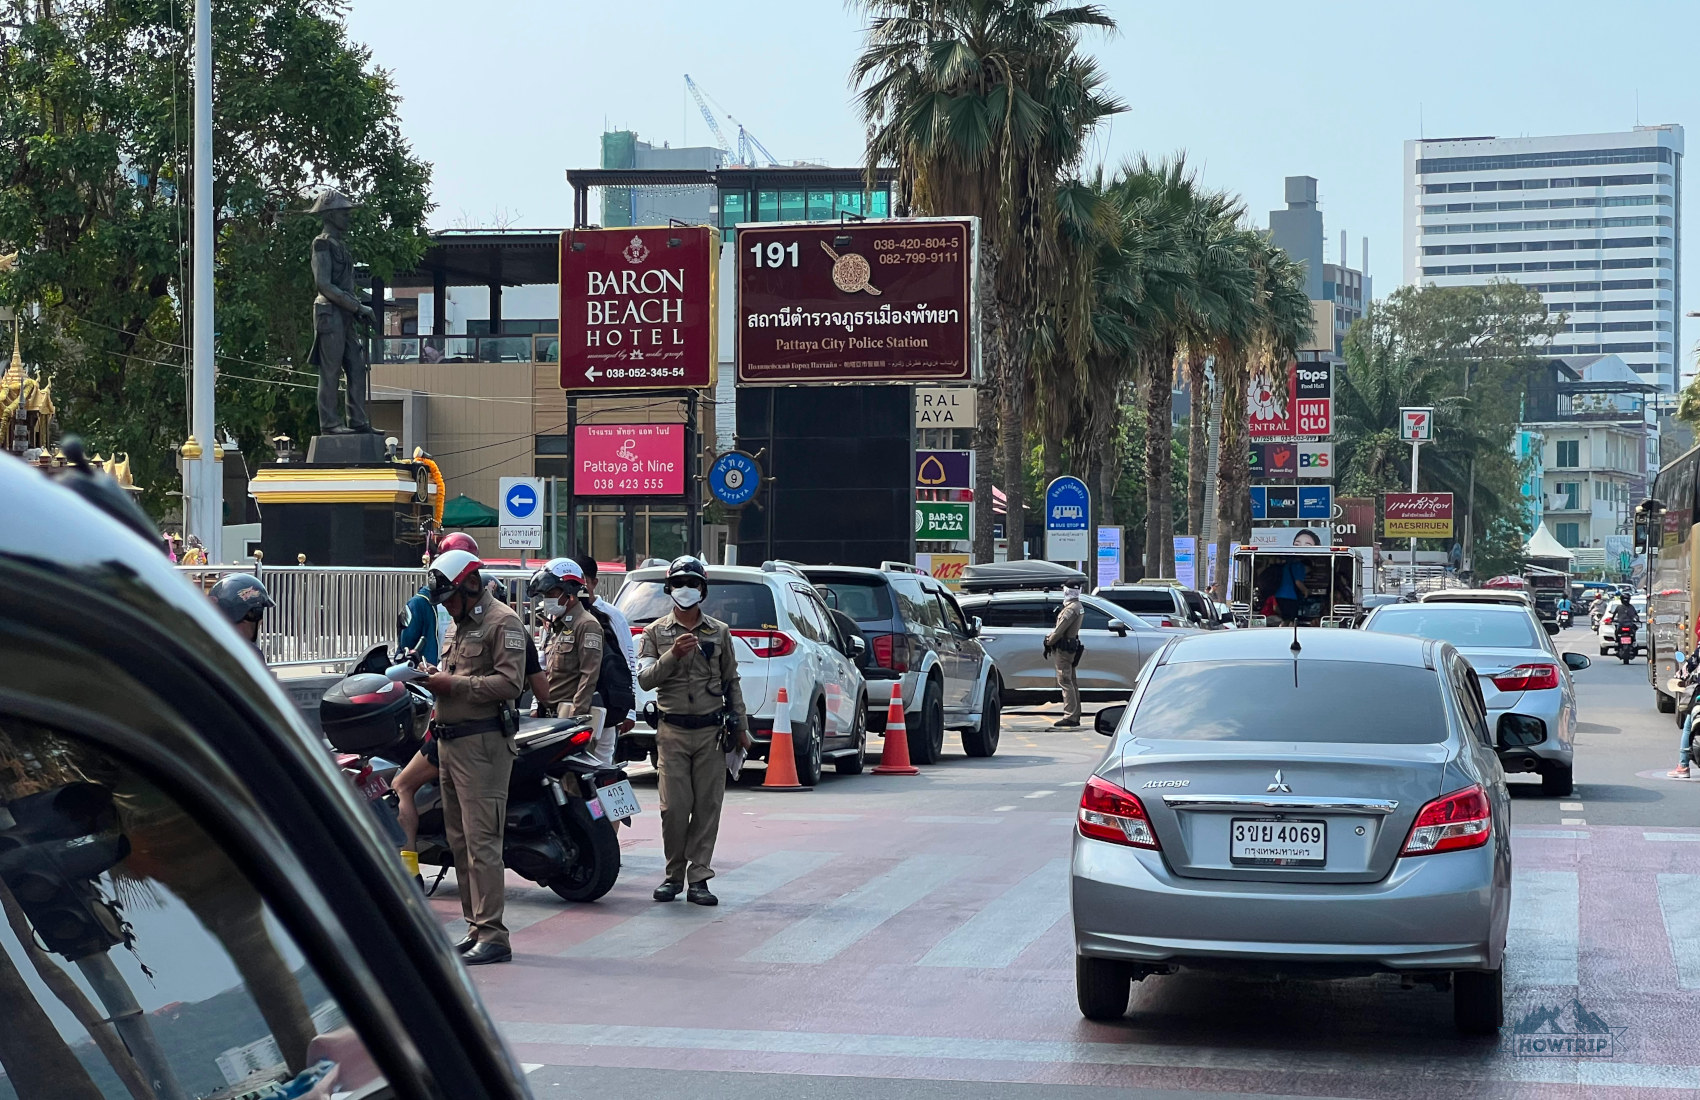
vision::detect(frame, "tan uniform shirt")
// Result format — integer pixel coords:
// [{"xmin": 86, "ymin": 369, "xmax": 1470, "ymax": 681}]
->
[
  {"xmin": 636, "ymin": 611, "xmax": 747, "ymax": 726},
  {"xmin": 545, "ymin": 602, "xmax": 605, "ymax": 717},
  {"xmin": 435, "ymin": 587, "xmax": 526, "ymax": 725},
  {"xmin": 1046, "ymin": 599, "xmax": 1084, "ymax": 650}
]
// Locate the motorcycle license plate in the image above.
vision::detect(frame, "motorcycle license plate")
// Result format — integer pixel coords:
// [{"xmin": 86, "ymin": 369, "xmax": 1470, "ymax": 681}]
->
[
  {"xmin": 1230, "ymin": 818, "xmax": 1326, "ymax": 866},
  {"xmin": 596, "ymin": 779, "xmax": 641, "ymax": 820}
]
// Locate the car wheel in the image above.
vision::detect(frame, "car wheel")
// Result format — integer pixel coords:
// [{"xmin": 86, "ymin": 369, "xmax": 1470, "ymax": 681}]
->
[
  {"xmin": 1657, "ymin": 691, "xmax": 1677, "ymax": 714},
  {"xmin": 1453, "ymin": 968, "xmax": 1503, "ymax": 1035},
  {"xmin": 835, "ymin": 697, "xmax": 867, "ymax": 775},
  {"xmin": 1541, "ymin": 762, "xmax": 1574, "ymax": 797},
  {"xmin": 1075, "ymin": 955, "xmax": 1133, "ymax": 1021},
  {"xmin": 961, "ymin": 674, "xmax": 1001, "ymax": 758},
  {"xmin": 794, "ymin": 704, "xmax": 824, "ymax": 787},
  {"xmin": 908, "ymin": 677, "xmax": 946, "ymax": 765}
]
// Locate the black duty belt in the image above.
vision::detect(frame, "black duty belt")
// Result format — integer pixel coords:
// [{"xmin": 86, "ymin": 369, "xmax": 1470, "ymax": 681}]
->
[
  {"xmin": 431, "ymin": 716, "xmax": 507, "ymax": 741},
  {"xmin": 658, "ymin": 712, "xmax": 722, "ymax": 730}
]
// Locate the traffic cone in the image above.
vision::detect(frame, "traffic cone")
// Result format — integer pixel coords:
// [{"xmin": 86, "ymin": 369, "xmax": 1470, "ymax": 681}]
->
[
  {"xmin": 760, "ymin": 686, "xmax": 809, "ymax": 791},
  {"xmin": 873, "ymin": 681, "xmax": 919, "ymax": 775}
]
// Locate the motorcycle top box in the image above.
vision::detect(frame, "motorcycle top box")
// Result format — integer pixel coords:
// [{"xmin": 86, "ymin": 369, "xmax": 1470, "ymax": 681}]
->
[{"xmin": 320, "ymin": 673, "xmax": 428, "ymax": 755}]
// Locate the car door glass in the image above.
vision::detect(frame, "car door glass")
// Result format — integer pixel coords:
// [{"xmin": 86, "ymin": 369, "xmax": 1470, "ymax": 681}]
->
[
  {"xmin": 805, "ymin": 591, "xmax": 845, "ymax": 654},
  {"xmin": 913, "ymin": 588, "xmax": 945, "ymax": 631},
  {"xmin": 1001, "ymin": 600, "xmax": 1053, "ymax": 629},
  {"xmin": 1080, "ymin": 605, "xmax": 1116, "ymax": 631},
  {"xmin": 0, "ymin": 717, "xmax": 386, "ymax": 1099},
  {"xmin": 936, "ymin": 594, "xmax": 971, "ymax": 637},
  {"xmin": 1450, "ymin": 662, "xmax": 1493, "ymax": 747},
  {"xmin": 785, "ymin": 584, "xmax": 823, "ymax": 642}
]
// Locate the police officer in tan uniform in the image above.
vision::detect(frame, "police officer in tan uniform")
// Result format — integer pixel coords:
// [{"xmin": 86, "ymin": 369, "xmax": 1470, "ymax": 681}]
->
[
  {"xmin": 421, "ymin": 548, "xmax": 525, "ymax": 965},
  {"xmin": 1044, "ymin": 582, "xmax": 1085, "ymax": 728},
  {"xmin": 527, "ymin": 558, "xmax": 604, "ymax": 719},
  {"xmin": 636, "ymin": 556, "xmax": 748, "ymax": 905}
]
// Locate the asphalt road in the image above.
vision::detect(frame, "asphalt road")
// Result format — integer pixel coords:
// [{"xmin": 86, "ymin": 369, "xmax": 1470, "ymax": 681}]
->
[{"xmin": 438, "ymin": 626, "xmax": 1700, "ymax": 1100}]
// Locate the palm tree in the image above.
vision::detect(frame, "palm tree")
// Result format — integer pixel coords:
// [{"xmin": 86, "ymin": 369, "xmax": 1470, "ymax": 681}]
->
[{"xmin": 851, "ymin": 0, "xmax": 1124, "ymax": 559}]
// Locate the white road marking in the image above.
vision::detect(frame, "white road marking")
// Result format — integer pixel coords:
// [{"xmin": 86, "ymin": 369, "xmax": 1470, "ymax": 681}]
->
[
  {"xmin": 563, "ymin": 850, "xmax": 835, "ymax": 960},
  {"xmin": 1656, "ymin": 874, "xmax": 1700, "ymax": 990},
  {"xmin": 906, "ymin": 816, "xmax": 1004, "ymax": 825},
  {"xmin": 993, "ymin": 805, "xmax": 1016, "ymax": 812},
  {"xmin": 496, "ymin": 1022, "xmax": 1700, "ymax": 1090},
  {"xmin": 744, "ymin": 854, "xmax": 962, "ymax": 964},
  {"xmin": 1508, "ymin": 869, "xmax": 1579, "ymax": 987},
  {"xmin": 761, "ymin": 813, "xmax": 861, "ymax": 822},
  {"xmin": 1645, "ymin": 832, "xmax": 1700, "ymax": 842},
  {"xmin": 1513, "ymin": 829, "xmax": 1589, "ymax": 839},
  {"xmin": 919, "ymin": 858, "xmax": 1069, "ymax": 968},
  {"xmin": 1561, "ymin": 818, "xmax": 1587, "ymax": 826},
  {"xmin": 522, "ymin": 1064, "xmax": 543, "ymax": 1074},
  {"xmin": 1560, "ymin": 802, "xmax": 1584, "ymax": 811},
  {"xmin": 1023, "ymin": 790, "xmax": 1054, "ymax": 799}
]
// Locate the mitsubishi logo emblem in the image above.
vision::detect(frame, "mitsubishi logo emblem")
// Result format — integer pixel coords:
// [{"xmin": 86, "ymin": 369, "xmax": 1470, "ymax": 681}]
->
[{"xmin": 1267, "ymin": 770, "xmax": 1292, "ymax": 794}]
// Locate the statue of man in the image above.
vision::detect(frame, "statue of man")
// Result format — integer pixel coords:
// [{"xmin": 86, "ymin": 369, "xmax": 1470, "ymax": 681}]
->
[{"xmin": 308, "ymin": 189, "xmax": 376, "ymax": 434}]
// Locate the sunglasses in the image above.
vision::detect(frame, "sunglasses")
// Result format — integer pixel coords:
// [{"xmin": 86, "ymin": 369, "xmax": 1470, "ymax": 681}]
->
[
  {"xmin": 665, "ymin": 578, "xmax": 706, "ymax": 591},
  {"xmin": 242, "ymin": 608, "xmax": 266, "ymax": 624}
]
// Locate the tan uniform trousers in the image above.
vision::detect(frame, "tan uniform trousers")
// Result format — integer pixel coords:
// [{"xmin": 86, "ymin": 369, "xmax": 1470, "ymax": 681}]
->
[
  {"xmin": 657, "ymin": 720, "xmax": 727, "ymax": 885},
  {"xmin": 438, "ymin": 729, "xmax": 516, "ymax": 948},
  {"xmin": 1054, "ymin": 650, "xmax": 1080, "ymax": 722}
]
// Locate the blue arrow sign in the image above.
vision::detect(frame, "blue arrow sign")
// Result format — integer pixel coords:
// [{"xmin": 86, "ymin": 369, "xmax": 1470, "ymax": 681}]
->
[
  {"xmin": 505, "ymin": 482, "xmax": 538, "ymax": 519},
  {"xmin": 709, "ymin": 451, "xmax": 760, "ymax": 507}
]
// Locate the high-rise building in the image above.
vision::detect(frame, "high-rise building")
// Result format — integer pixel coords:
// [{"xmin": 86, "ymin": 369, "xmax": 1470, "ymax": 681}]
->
[
  {"xmin": 1403, "ymin": 127, "xmax": 1684, "ymax": 392},
  {"xmin": 1268, "ymin": 176, "xmax": 1370, "ymax": 358}
]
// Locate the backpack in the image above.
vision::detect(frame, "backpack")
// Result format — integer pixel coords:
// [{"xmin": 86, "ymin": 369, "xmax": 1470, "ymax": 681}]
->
[{"xmin": 585, "ymin": 605, "xmax": 635, "ymax": 721}]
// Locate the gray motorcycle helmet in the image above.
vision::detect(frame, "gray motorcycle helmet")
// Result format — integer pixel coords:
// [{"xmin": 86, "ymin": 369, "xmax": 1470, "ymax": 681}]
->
[{"xmin": 209, "ymin": 572, "xmax": 274, "ymax": 624}]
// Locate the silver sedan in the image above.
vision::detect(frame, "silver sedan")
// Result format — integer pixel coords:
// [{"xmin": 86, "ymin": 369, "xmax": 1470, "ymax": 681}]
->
[
  {"xmin": 957, "ymin": 591, "xmax": 1182, "ymax": 704},
  {"xmin": 1072, "ymin": 629, "xmax": 1511, "ymax": 1034},
  {"xmin": 1362, "ymin": 602, "xmax": 1587, "ymax": 796}
]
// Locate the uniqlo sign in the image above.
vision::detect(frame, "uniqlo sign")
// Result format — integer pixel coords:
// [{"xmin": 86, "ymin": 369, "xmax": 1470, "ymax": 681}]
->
[
  {"xmin": 1295, "ymin": 398, "xmax": 1332, "ymax": 436},
  {"xmin": 1293, "ymin": 362, "xmax": 1332, "ymax": 436},
  {"xmin": 559, "ymin": 227, "xmax": 719, "ymax": 392}
]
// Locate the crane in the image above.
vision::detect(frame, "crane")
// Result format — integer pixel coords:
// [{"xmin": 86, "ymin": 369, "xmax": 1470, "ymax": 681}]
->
[
  {"xmin": 684, "ymin": 74, "xmax": 733, "ymax": 160},
  {"xmin": 683, "ymin": 74, "xmax": 780, "ymax": 167}
]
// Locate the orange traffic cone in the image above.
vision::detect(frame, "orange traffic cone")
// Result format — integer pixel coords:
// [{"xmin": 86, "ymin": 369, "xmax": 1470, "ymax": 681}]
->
[
  {"xmin": 760, "ymin": 686, "xmax": 809, "ymax": 791},
  {"xmin": 873, "ymin": 681, "xmax": 919, "ymax": 775}
]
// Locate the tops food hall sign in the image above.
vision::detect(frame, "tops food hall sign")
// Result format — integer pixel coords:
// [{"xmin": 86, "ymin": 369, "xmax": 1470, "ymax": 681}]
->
[
  {"xmin": 737, "ymin": 217, "xmax": 980, "ymax": 385},
  {"xmin": 558, "ymin": 226, "xmax": 719, "ymax": 392}
]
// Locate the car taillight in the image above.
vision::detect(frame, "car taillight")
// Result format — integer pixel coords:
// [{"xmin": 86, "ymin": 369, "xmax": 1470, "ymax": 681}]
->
[
  {"xmin": 870, "ymin": 633, "xmax": 908, "ymax": 671},
  {"xmin": 1078, "ymin": 776, "xmax": 1159, "ymax": 849},
  {"xmin": 1401, "ymin": 784, "xmax": 1492, "ymax": 856},
  {"xmin": 1490, "ymin": 664, "xmax": 1560, "ymax": 692},
  {"xmin": 1157, "ymin": 617, "xmax": 1174, "ymax": 628},
  {"xmin": 732, "ymin": 629, "xmax": 797, "ymax": 658}
]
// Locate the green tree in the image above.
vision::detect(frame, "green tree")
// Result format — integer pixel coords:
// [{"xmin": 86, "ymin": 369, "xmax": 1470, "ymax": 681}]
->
[
  {"xmin": 851, "ymin": 0, "xmax": 1123, "ymax": 559},
  {"xmin": 0, "ymin": 0, "xmax": 431, "ymax": 514}
]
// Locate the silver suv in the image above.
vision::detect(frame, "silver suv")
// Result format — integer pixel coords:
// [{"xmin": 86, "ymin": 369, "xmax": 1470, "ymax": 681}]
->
[
  {"xmin": 1095, "ymin": 583, "xmax": 1224, "ymax": 630},
  {"xmin": 804, "ymin": 564, "xmax": 1001, "ymax": 763}
]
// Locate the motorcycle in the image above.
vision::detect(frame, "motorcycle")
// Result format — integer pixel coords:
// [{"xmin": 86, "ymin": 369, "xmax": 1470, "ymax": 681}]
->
[
  {"xmin": 1617, "ymin": 622, "xmax": 1638, "ymax": 664},
  {"xmin": 1557, "ymin": 607, "xmax": 1572, "ymax": 629},
  {"xmin": 320, "ymin": 645, "xmax": 628, "ymax": 903}
]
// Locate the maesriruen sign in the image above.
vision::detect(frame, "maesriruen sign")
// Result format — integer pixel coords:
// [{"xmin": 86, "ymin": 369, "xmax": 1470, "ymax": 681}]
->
[
  {"xmin": 737, "ymin": 217, "xmax": 979, "ymax": 385},
  {"xmin": 558, "ymin": 226, "xmax": 719, "ymax": 392}
]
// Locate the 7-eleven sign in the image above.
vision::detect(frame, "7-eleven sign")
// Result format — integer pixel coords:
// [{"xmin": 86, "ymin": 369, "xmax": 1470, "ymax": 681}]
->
[{"xmin": 1400, "ymin": 407, "xmax": 1434, "ymax": 442}]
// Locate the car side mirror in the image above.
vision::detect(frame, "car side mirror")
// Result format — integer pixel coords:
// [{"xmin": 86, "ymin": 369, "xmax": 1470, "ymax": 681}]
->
[
  {"xmin": 969, "ymin": 616, "xmax": 982, "ymax": 638},
  {"xmin": 1093, "ymin": 705, "xmax": 1125, "ymax": 736},
  {"xmin": 1108, "ymin": 621, "xmax": 1128, "ymax": 636},
  {"xmin": 849, "ymin": 635, "xmax": 866, "ymax": 660},
  {"xmin": 1562, "ymin": 651, "xmax": 1590, "ymax": 671},
  {"xmin": 1497, "ymin": 712, "xmax": 1547, "ymax": 749},
  {"xmin": 1543, "ymin": 621, "xmax": 1561, "ymax": 636}
]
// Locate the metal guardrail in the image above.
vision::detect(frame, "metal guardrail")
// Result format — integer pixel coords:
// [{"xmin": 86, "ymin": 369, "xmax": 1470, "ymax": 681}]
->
[{"xmin": 176, "ymin": 563, "xmax": 625, "ymax": 668}]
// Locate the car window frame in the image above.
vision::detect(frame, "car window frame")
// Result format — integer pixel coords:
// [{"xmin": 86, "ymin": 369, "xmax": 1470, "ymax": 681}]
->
[
  {"xmin": 0, "ymin": 560, "xmax": 530, "ymax": 1100},
  {"xmin": 935, "ymin": 591, "xmax": 972, "ymax": 637},
  {"xmin": 785, "ymin": 582, "xmax": 827, "ymax": 642}
]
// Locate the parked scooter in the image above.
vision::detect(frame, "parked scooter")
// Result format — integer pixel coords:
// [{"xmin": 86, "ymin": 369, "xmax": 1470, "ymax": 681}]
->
[
  {"xmin": 320, "ymin": 646, "xmax": 628, "ymax": 903},
  {"xmin": 1617, "ymin": 622, "xmax": 1638, "ymax": 664}
]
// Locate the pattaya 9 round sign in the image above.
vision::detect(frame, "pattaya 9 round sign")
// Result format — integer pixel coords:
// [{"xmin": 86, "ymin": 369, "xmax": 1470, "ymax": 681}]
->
[{"xmin": 558, "ymin": 227, "xmax": 719, "ymax": 392}]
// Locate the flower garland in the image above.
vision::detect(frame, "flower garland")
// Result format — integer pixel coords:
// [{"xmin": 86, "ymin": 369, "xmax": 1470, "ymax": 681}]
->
[{"xmin": 415, "ymin": 448, "xmax": 446, "ymax": 526}]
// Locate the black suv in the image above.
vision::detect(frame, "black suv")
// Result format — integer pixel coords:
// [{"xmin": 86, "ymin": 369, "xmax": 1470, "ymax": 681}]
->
[{"xmin": 803, "ymin": 564, "xmax": 1002, "ymax": 763}]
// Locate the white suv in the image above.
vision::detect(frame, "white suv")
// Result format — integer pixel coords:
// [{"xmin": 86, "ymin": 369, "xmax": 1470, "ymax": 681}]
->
[{"xmin": 613, "ymin": 562, "xmax": 869, "ymax": 785}]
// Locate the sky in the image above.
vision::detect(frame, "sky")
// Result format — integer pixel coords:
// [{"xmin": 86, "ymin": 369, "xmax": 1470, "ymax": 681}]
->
[{"xmin": 342, "ymin": 0, "xmax": 1700, "ymax": 328}]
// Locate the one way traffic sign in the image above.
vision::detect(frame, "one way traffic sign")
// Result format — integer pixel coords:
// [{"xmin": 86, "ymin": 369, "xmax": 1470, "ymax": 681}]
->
[{"xmin": 499, "ymin": 476, "xmax": 546, "ymax": 551}]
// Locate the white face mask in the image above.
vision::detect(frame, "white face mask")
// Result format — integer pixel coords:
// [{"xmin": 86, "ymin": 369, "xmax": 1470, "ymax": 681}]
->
[
  {"xmin": 1063, "ymin": 586, "xmax": 1081, "ymax": 602},
  {"xmin": 543, "ymin": 595, "xmax": 570, "ymax": 619},
  {"xmin": 670, "ymin": 586, "xmax": 704, "ymax": 610}
]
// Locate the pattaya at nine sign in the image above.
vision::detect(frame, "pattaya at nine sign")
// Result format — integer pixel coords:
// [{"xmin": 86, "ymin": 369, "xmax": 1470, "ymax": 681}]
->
[
  {"xmin": 558, "ymin": 227, "xmax": 719, "ymax": 392},
  {"xmin": 738, "ymin": 217, "xmax": 979, "ymax": 384},
  {"xmin": 1383, "ymin": 492, "xmax": 1455, "ymax": 538}
]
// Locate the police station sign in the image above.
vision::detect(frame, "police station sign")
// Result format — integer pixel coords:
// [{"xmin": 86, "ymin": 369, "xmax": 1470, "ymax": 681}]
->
[{"xmin": 559, "ymin": 226, "xmax": 719, "ymax": 392}]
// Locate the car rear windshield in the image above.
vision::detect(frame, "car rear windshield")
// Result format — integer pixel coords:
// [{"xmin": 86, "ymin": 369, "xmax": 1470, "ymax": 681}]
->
[
  {"xmin": 1100, "ymin": 590, "xmax": 1175, "ymax": 613},
  {"xmin": 616, "ymin": 579, "xmax": 779, "ymax": 630},
  {"xmin": 812, "ymin": 578, "xmax": 896, "ymax": 623},
  {"xmin": 1133, "ymin": 660, "xmax": 1447, "ymax": 743},
  {"xmin": 1365, "ymin": 608, "xmax": 1539, "ymax": 649}
]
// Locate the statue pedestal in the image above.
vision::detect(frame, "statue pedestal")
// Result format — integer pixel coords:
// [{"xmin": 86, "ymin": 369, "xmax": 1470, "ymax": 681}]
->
[
  {"xmin": 249, "ymin": 456, "xmax": 431, "ymax": 567},
  {"xmin": 306, "ymin": 432, "xmax": 386, "ymax": 465}
]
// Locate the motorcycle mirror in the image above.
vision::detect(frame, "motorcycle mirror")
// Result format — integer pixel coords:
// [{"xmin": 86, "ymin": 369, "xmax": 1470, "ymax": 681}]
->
[{"xmin": 386, "ymin": 663, "xmax": 428, "ymax": 683}]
